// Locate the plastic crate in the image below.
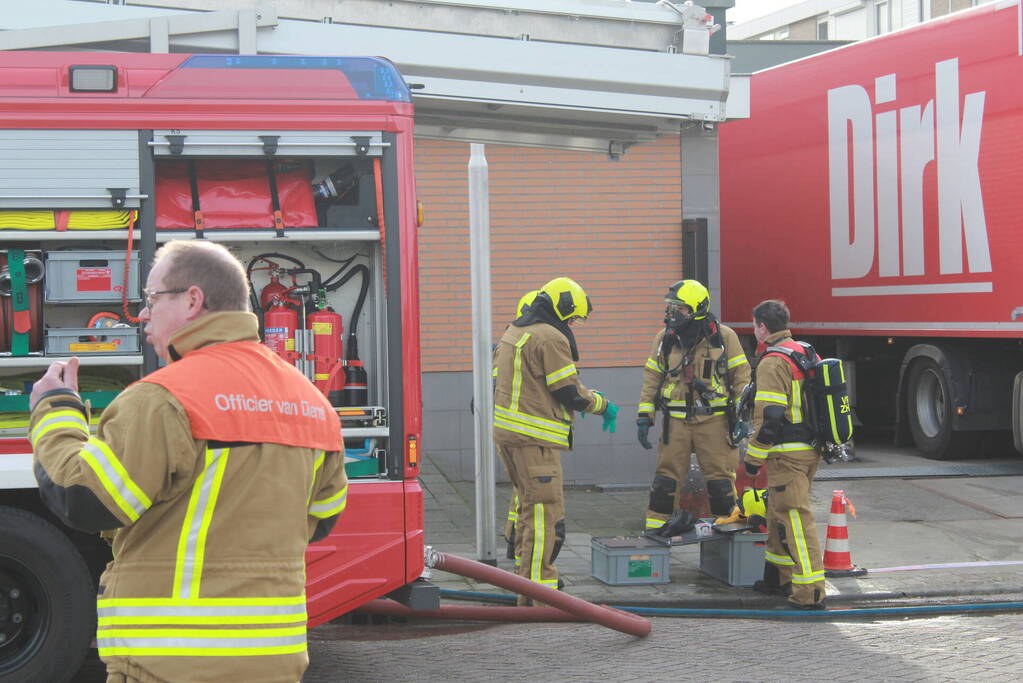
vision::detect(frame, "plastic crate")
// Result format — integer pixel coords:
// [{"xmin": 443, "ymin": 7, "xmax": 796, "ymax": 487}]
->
[
  {"xmin": 699, "ymin": 531, "xmax": 767, "ymax": 586},
  {"xmin": 44, "ymin": 327, "xmax": 140, "ymax": 355},
  {"xmin": 44, "ymin": 250, "xmax": 140, "ymax": 303},
  {"xmin": 591, "ymin": 536, "xmax": 670, "ymax": 585},
  {"xmin": 0, "ymin": 390, "xmax": 119, "ymax": 412}
]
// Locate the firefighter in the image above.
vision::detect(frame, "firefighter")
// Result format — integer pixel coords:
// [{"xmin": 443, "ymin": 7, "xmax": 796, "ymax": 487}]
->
[
  {"xmin": 743, "ymin": 299, "xmax": 826, "ymax": 609},
  {"xmin": 502, "ymin": 290, "xmax": 539, "ymax": 565},
  {"xmin": 28, "ymin": 240, "xmax": 347, "ymax": 682},
  {"xmin": 637, "ymin": 279, "xmax": 751, "ymax": 532},
  {"xmin": 492, "ymin": 277, "xmax": 617, "ymax": 603}
]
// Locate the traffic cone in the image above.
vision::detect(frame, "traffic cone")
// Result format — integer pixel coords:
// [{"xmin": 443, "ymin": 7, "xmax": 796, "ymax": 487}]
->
[{"xmin": 823, "ymin": 490, "xmax": 867, "ymax": 577}]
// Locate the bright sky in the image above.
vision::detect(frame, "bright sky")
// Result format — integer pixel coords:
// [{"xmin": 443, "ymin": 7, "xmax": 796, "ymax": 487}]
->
[{"xmin": 728, "ymin": 0, "xmax": 803, "ymax": 25}]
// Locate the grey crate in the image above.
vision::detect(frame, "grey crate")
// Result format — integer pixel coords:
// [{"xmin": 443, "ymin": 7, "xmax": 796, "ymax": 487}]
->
[
  {"xmin": 591, "ymin": 536, "xmax": 670, "ymax": 586},
  {"xmin": 44, "ymin": 250, "xmax": 140, "ymax": 303},
  {"xmin": 45, "ymin": 327, "xmax": 140, "ymax": 355},
  {"xmin": 699, "ymin": 531, "xmax": 767, "ymax": 586}
]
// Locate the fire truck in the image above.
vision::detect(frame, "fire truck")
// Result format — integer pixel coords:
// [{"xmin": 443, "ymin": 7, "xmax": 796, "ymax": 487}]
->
[
  {"xmin": 719, "ymin": 2, "xmax": 1023, "ymax": 460},
  {"xmin": 0, "ymin": 53, "xmax": 427, "ymax": 680}
]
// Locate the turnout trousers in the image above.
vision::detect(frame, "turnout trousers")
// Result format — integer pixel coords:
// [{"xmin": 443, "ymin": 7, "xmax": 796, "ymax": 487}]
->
[
  {"xmin": 496, "ymin": 444, "xmax": 565, "ymax": 605},
  {"xmin": 645, "ymin": 415, "xmax": 737, "ymax": 530},
  {"xmin": 764, "ymin": 449, "xmax": 826, "ymax": 607}
]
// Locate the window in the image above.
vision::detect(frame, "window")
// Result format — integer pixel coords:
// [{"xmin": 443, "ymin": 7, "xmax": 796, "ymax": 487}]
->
[
  {"xmin": 876, "ymin": 0, "xmax": 891, "ymax": 34},
  {"xmin": 817, "ymin": 17, "xmax": 829, "ymax": 40}
]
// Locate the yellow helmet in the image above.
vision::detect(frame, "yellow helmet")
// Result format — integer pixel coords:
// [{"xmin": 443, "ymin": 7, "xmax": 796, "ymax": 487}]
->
[
  {"xmin": 516, "ymin": 290, "xmax": 540, "ymax": 317},
  {"xmin": 665, "ymin": 279, "xmax": 710, "ymax": 320},
  {"xmin": 539, "ymin": 277, "xmax": 591, "ymax": 322},
  {"xmin": 738, "ymin": 488, "xmax": 767, "ymax": 519}
]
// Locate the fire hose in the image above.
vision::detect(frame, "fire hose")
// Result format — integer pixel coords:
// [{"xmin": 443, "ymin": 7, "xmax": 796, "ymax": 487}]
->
[{"xmin": 356, "ymin": 548, "xmax": 651, "ymax": 638}]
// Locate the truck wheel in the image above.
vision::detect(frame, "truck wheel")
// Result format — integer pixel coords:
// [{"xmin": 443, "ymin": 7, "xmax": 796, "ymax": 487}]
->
[
  {"xmin": 906, "ymin": 358, "xmax": 968, "ymax": 460},
  {"xmin": 0, "ymin": 506, "xmax": 94, "ymax": 683}
]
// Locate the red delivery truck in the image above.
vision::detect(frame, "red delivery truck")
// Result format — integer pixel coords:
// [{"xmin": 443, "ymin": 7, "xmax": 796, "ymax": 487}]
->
[{"xmin": 720, "ymin": 3, "xmax": 1023, "ymax": 460}]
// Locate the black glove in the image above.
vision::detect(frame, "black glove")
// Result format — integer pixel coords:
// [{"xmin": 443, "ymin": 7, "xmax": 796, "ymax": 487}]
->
[
  {"xmin": 744, "ymin": 461, "xmax": 762, "ymax": 476},
  {"xmin": 637, "ymin": 416, "xmax": 653, "ymax": 450}
]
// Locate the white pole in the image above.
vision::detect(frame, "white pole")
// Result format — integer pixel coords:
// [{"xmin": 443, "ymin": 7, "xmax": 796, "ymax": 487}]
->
[{"xmin": 468, "ymin": 143, "xmax": 497, "ymax": 564}]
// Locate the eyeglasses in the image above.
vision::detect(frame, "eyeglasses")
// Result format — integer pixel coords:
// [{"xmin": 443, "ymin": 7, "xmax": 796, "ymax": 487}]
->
[{"xmin": 143, "ymin": 288, "xmax": 187, "ymax": 309}]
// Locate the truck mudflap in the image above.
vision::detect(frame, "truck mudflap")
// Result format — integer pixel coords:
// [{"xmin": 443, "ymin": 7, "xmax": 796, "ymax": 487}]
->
[{"xmin": 305, "ymin": 479, "xmax": 425, "ymax": 627}]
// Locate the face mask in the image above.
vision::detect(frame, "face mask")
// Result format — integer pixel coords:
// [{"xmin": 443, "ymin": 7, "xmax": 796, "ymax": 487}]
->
[{"xmin": 664, "ymin": 303, "xmax": 693, "ymax": 330}]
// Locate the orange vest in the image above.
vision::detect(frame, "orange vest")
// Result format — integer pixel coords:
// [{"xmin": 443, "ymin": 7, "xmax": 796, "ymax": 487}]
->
[{"xmin": 140, "ymin": 341, "xmax": 342, "ymax": 451}]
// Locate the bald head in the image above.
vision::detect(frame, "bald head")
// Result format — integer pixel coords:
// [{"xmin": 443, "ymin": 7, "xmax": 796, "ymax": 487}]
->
[{"xmin": 153, "ymin": 240, "xmax": 250, "ymax": 312}]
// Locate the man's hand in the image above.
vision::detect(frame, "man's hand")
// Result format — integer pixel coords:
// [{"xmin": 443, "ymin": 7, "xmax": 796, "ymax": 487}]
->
[
  {"xmin": 29, "ymin": 357, "xmax": 80, "ymax": 411},
  {"xmin": 637, "ymin": 416, "xmax": 653, "ymax": 450},
  {"xmin": 601, "ymin": 402, "xmax": 619, "ymax": 433}
]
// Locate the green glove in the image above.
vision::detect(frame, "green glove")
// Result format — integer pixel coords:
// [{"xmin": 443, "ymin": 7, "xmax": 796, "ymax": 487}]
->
[{"xmin": 601, "ymin": 402, "xmax": 619, "ymax": 433}]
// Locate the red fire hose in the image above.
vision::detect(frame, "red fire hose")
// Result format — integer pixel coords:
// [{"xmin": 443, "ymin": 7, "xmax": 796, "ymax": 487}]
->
[
  {"xmin": 362, "ymin": 549, "xmax": 651, "ymax": 637},
  {"xmin": 357, "ymin": 600, "xmax": 581, "ymax": 623}
]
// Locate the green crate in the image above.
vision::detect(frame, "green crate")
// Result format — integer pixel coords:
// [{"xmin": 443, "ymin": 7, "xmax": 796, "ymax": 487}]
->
[{"xmin": 0, "ymin": 390, "xmax": 120, "ymax": 413}]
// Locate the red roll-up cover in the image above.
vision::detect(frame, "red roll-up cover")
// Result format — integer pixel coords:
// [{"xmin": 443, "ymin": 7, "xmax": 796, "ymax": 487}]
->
[{"xmin": 155, "ymin": 159, "xmax": 317, "ymax": 230}]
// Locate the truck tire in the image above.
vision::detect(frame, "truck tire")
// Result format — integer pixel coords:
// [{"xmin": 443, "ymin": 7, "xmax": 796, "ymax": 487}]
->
[
  {"xmin": 0, "ymin": 506, "xmax": 94, "ymax": 683},
  {"xmin": 906, "ymin": 358, "xmax": 969, "ymax": 460}
]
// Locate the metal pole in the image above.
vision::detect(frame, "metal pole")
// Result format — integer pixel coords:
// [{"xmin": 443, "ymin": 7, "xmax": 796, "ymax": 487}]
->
[{"xmin": 469, "ymin": 143, "xmax": 497, "ymax": 565}]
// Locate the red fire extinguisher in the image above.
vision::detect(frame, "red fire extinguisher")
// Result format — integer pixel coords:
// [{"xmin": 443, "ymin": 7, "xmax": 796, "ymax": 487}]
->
[
  {"xmin": 263, "ymin": 293, "xmax": 300, "ymax": 363},
  {"xmin": 307, "ymin": 295, "xmax": 346, "ymax": 405},
  {"xmin": 259, "ymin": 269, "xmax": 290, "ymax": 312}
]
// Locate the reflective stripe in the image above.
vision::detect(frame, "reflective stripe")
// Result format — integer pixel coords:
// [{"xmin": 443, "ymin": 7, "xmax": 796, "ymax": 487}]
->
[
  {"xmin": 726, "ymin": 354, "xmax": 749, "ymax": 369},
  {"xmin": 645, "ymin": 357, "xmax": 663, "ymax": 372},
  {"xmin": 79, "ymin": 438, "xmax": 152, "ymax": 523},
  {"xmin": 591, "ymin": 392, "xmax": 606, "ymax": 413},
  {"xmin": 746, "ymin": 444, "xmax": 769, "ymax": 459},
  {"xmin": 30, "ymin": 409, "xmax": 89, "ymax": 447},
  {"xmin": 771, "ymin": 442, "xmax": 814, "ymax": 452},
  {"xmin": 96, "ymin": 626, "xmax": 307, "ymax": 657},
  {"xmin": 492, "ymin": 366, "xmax": 498, "ymax": 378},
  {"xmin": 545, "ymin": 363, "xmax": 577, "ymax": 385},
  {"xmin": 309, "ymin": 484, "xmax": 348, "ymax": 518},
  {"xmin": 755, "ymin": 390, "xmax": 788, "ymax": 405},
  {"xmin": 791, "ymin": 380, "xmax": 803, "ymax": 423},
  {"xmin": 509, "ymin": 333, "xmax": 532, "ymax": 412},
  {"xmin": 764, "ymin": 551, "xmax": 796, "ymax": 566},
  {"xmin": 507, "ymin": 494, "xmax": 519, "ymax": 522},
  {"xmin": 96, "ymin": 595, "xmax": 308, "ymax": 630},
  {"xmin": 637, "ymin": 403, "xmax": 655, "ymax": 414},
  {"xmin": 789, "ymin": 508, "xmax": 821, "ymax": 584},
  {"xmin": 645, "ymin": 517, "xmax": 665, "ymax": 529},
  {"xmin": 494, "ymin": 407, "xmax": 570, "ymax": 435},
  {"xmin": 98, "ymin": 596, "xmax": 307, "ymax": 608},
  {"xmin": 791, "ymin": 570, "xmax": 827, "ymax": 584},
  {"xmin": 307, "ymin": 450, "xmax": 326, "ymax": 504},
  {"xmin": 494, "ymin": 417, "xmax": 569, "ymax": 448},
  {"xmin": 174, "ymin": 448, "xmax": 229, "ymax": 600},
  {"xmin": 531, "ymin": 503, "xmax": 545, "ymax": 583}
]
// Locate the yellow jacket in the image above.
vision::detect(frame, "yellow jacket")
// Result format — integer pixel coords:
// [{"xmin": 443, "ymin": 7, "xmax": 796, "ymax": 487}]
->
[
  {"xmin": 30, "ymin": 312, "xmax": 347, "ymax": 683},
  {"xmin": 492, "ymin": 322, "xmax": 606, "ymax": 450},
  {"xmin": 637, "ymin": 323, "xmax": 750, "ymax": 425}
]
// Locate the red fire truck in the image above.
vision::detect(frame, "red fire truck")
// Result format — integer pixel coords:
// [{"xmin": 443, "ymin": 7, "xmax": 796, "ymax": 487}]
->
[
  {"xmin": 0, "ymin": 53, "xmax": 427, "ymax": 680},
  {"xmin": 720, "ymin": 2, "xmax": 1023, "ymax": 460}
]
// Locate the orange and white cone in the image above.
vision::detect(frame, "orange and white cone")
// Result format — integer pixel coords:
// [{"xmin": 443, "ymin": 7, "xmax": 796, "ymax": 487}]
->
[{"xmin": 823, "ymin": 490, "xmax": 867, "ymax": 577}]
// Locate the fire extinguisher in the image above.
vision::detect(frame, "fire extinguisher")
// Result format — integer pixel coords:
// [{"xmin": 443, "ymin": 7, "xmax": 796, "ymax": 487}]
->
[
  {"xmin": 259, "ymin": 269, "xmax": 290, "ymax": 312},
  {"xmin": 307, "ymin": 291, "xmax": 346, "ymax": 405},
  {"xmin": 263, "ymin": 293, "xmax": 300, "ymax": 364}
]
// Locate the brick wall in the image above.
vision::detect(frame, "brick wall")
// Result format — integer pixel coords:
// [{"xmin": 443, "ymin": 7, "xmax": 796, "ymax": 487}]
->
[{"xmin": 415, "ymin": 137, "xmax": 683, "ymax": 372}]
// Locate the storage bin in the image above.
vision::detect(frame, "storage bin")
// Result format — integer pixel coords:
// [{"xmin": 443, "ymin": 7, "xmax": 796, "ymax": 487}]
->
[
  {"xmin": 44, "ymin": 250, "xmax": 140, "ymax": 303},
  {"xmin": 699, "ymin": 531, "xmax": 767, "ymax": 586},
  {"xmin": 591, "ymin": 536, "xmax": 670, "ymax": 585},
  {"xmin": 44, "ymin": 327, "xmax": 140, "ymax": 355}
]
